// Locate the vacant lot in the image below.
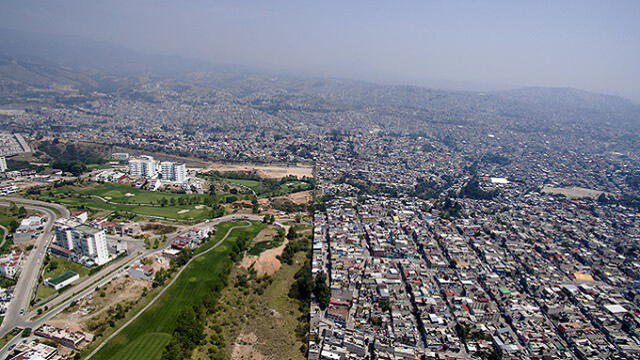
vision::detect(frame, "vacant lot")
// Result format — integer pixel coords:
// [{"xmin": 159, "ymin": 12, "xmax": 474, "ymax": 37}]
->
[
  {"xmin": 91, "ymin": 221, "xmax": 265, "ymax": 360},
  {"xmin": 541, "ymin": 185, "xmax": 606, "ymax": 200},
  {"xmin": 205, "ymin": 162, "xmax": 313, "ymax": 179}
]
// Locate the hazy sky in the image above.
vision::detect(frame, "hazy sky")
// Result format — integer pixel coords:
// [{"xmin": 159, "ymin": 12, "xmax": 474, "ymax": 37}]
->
[{"xmin": 1, "ymin": 0, "xmax": 639, "ymax": 100}]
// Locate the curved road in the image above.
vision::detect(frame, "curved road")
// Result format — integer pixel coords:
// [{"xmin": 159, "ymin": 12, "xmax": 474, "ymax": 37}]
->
[
  {"xmin": 0, "ymin": 197, "xmax": 70, "ymax": 218},
  {"xmin": 85, "ymin": 221, "xmax": 252, "ymax": 359}
]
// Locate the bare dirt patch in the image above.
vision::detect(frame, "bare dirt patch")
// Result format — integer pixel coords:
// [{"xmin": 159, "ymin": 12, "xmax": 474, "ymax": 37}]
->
[
  {"xmin": 542, "ymin": 185, "xmax": 607, "ymax": 200},
  {"xmin": 231, "ymin": 332, "xmax": 265, "ymax": 360},
  {"xmin": 272, "ymin": 190, "xmax": 312, "ymax": 205},
  {"xmin": 242, "ymin": 239, "xmax": 288, "ymax": 277},
  {"xmin": 205, "ymin": 162, "xmax": 312, "ymax": 179},
  {"xmin": 55, "ymin": 275, "xmax": 148, "ymax": 332}
]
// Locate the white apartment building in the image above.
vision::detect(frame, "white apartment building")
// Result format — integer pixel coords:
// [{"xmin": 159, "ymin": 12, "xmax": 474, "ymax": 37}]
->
[
  {"xmin": 128, "ymin": 156, "xmax": 157, "ymax": 178},
  {"xmin": 53, "ymin": 220, "xmax": 109, "ymax": 265},
  {"xmin": 160, "ymin": 161, "xmax": 187, "ymax": 183},
  {"xmin": 0, "ymin": 157, "xmax": 7, "ymax": 172}
]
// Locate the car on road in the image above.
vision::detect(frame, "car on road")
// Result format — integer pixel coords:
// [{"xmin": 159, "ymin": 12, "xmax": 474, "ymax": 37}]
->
[{"xmin": 19, "ymin": 309, "xmax": 24, "ymax": 315}]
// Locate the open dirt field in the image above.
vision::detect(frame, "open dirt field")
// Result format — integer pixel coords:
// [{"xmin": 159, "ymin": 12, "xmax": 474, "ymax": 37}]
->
[
  {"xmin": 272, "ymin": 190, "xmax": 313, "ymax": 205},
  {"xmin": 542, "ymin": 185, "xmax": 606, "ymax": 200},
  {"xmin": 56, "ymin": 275, "xmax": 148, "ymax": 331},
  {"xmin": 204, "ymin": 162, "xmax": 313, "ymax": 179}
]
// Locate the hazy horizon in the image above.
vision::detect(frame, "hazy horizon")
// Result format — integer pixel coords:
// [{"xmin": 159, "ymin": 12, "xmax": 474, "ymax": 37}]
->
[{"xmin": 1, "ymin": 0, "xmax": 639, "ymax": 101}]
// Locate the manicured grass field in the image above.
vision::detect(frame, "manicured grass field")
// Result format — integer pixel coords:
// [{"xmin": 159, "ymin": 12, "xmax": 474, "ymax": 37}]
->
[
  {"xmin": 91, "ymin": 221, "xmax": 266, "ymax": 360},
  {"xmin": 41, "ymin": 183, "xmax": 215, "ymax": 221},
  {"xmin": 50, "ymin": 183, "xmax": 203, "ymax": 205},
  {"xmin": 53, "ymin": 196, "xmax": 211, "ymax": 221},
  {"xmin": 116, "ymin": 333, "xmax": 172, "ymax": 360}
]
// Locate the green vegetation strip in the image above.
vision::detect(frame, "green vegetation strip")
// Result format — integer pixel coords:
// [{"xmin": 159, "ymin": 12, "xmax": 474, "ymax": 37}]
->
[{"xmin": 91, "ymin": 221, "xmax": 265, "ymax": 360}]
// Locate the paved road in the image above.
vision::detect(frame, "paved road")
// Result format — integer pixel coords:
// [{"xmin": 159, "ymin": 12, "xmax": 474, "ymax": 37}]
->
[
  {"xmin": 0, "ymin": 200, "xmax": 60, "ymax": 339},
  {"xmin": 0, "ymin": 197, "xmax": 70, "ymax": 218},
  {"xmin": 85, "ymin": 221, "xmax": 253, "ymax": 359}
]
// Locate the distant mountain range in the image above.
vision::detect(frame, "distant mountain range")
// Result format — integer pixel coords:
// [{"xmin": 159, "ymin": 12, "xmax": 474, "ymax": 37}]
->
[{"xmin": 0, "ymin": 27, "xmax": 638, "ymax": 129}]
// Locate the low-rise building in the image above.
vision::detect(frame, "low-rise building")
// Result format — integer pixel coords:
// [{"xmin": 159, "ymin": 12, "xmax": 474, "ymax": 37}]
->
[{"xmin": 44, "ymin": 270, "xmax": 79, "ymax": 290}]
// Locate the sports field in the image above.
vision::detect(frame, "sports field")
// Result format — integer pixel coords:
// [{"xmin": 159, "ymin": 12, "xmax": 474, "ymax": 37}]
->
[{"xmin": 90, "ymin": 221, "xmax": 265, "ymax": 360}]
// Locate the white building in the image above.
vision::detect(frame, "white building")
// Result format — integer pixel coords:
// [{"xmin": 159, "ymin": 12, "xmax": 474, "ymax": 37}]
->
[
  {"xmin": 160, "ymin": 162, "xmax": 187, "ymax": 183},
  {"xmin": 44, "ymin": 270, "xmax": 80, "ymax": 290},
  {"xmin": 53, "ymin": 220, "xmax": 109, "ymax": 265},
  {"xmin": 128, "ymin": 156, "xmax": 157, "ymax": 178},
  {"xmin": 0, "ymin": 157, "xmax": 6, "ymax": 172},
  {"xmin": 0, "ymin": 251, "xmax": 23, "ymax": 279}
]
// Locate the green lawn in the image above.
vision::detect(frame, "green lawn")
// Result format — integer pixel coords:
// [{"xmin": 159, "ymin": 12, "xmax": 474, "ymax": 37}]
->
[
  {"xmin": 50, "ymin": 183, "xmax": 204, "ymax": 205},
  {"xmin": 223, "ymin": 178, "xmax": 263, "ymax": 192},
  {"xmin": 53, "ymin": 197, "xmax": 212, "ymax": 221},
  {"xmin": 91, "ymin": 221, "xmax": 266, "ymax": 360},
  {"xmin": 44, "ymin": 256, "xmax": 91, "ymax": 279},
  {"xmin": 39, "ymin": 183, "xmax": 217, "ymax": 221},
  {"xmin": 36, "ymin": 256, "xmax": 92, "ymax": 300}
]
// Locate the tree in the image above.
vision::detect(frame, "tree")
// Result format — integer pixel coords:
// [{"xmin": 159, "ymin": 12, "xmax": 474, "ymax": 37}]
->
[{"xmin": 313, "ymin": 271, "xmax": 331, "ymax": 309}]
